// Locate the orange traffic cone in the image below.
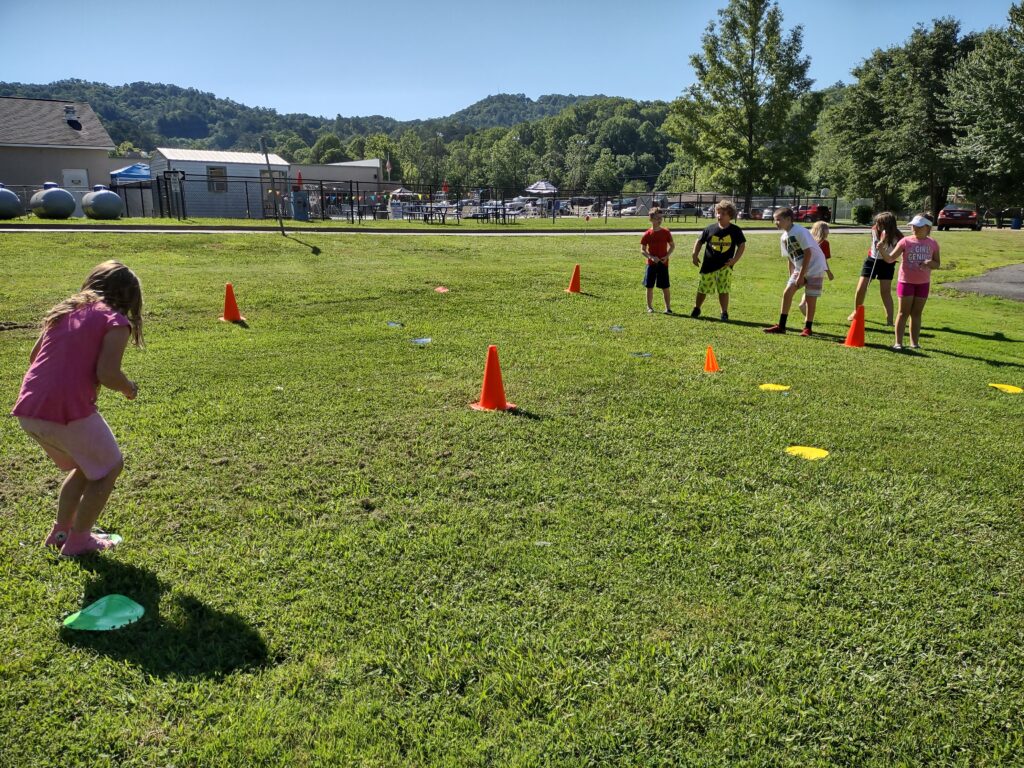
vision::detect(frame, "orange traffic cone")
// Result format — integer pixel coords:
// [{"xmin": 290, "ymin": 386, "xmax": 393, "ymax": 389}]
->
[
  {"xmin": 704, "ymin": 346, "xmax": 720, "ymax": 373},
  {"xmin": 470, "ymin": 345, "xmax": 516, "ymax": 411},
  {"xmin": 565, "ymin": 264, "xmax": 581, "ymax": 293},
  {"xmin": 844, "ymin": 305, "xmax": 865, "ymax": 348},
  {"xmin": 220, "ymin": 283, "xmax": 245, "ymax": 323}
]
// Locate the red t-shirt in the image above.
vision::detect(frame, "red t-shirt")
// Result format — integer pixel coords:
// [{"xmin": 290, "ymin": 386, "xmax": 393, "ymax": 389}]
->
[{"xmin": 641, "ymin": 227, "xmax": 673, "ymax": 264}]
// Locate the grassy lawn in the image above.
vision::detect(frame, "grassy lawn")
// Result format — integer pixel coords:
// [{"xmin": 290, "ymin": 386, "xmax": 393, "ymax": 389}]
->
[{"xmin": 1, "ymin": 229, "xmax": 1022, "ymax": 766}]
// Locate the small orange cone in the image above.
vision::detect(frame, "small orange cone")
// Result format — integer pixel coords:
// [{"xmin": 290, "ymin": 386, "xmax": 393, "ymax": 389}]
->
[
  {"xmin": 565, "ymin": 264, "xmax": 581, "ymax": 293},
  {"xmin": 844, "ymin": 305, "xmax": 865, "ymax": 348},
  {"xmin": 220, "ymin": 283, "xmax": 245, "ymax": 323},
  {"xmin": 470, "ymin": 345, "xmax": 516, "ymax": 411},
  {"xmin": 704, "ymin": 346, "xmax": 720, "ymax": 373}
]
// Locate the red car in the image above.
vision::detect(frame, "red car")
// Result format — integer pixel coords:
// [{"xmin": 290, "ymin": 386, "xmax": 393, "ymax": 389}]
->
[
  {"xmin": 794, "ymin": 204, "xmax": 831, "ymax": 222},
  {"xmin": 936, "ymin": 204, "xmax": 981, "ymax": 231}
]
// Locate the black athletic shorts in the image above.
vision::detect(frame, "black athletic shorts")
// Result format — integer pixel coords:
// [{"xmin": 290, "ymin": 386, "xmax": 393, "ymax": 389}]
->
[
  {"xmin": 644, "ymin": 261, "xmax": 670, "ymax": 289},
  {"xmin": 859, "ymin": 256, "xmax": 896, "ymax": 281}
]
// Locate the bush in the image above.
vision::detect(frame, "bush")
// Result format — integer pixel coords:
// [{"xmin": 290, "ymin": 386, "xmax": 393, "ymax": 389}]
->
[{"xmin": 853, "ymin": 204, "xmax": 873, "ymax": 225}]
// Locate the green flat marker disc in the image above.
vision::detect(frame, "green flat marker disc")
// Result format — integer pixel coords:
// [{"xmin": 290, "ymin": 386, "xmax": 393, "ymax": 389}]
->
[
  {"xmin": 63, "ymin": 594, "xmax": 144, "ymax": 631},
  {"xmin": 785, "ymin": 446, "xmax": 829, "ymax": 461}
]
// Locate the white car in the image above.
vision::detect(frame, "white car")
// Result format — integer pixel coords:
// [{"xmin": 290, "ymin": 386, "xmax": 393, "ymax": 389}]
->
[
  {"xmin": 762, "ymin": 207, "xmax": 776, "ymax": 220},
  {"xmin": 621, "ymin": 205, "xmax": 638, "ymax": 216}
]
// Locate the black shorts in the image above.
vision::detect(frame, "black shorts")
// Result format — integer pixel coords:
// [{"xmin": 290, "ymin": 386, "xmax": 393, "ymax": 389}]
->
[
  {"xmin": 860, "ymin": 257, "xmax": 896, "ymax": 281},
  {"xmin": 644, "ymin": 262, "xmax": 670, "ymax": 289}
]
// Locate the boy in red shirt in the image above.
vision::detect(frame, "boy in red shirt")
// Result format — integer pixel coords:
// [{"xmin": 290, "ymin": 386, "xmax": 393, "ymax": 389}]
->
[{"xmin": 641, "ymin": 208, "xmax": 675, "ymax": 313}]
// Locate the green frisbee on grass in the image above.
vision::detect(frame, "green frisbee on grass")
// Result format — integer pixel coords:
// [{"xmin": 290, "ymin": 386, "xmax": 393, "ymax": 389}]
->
[{"xmin": 63, "ymin": 595, "xmax": 144, "ymax": 631}]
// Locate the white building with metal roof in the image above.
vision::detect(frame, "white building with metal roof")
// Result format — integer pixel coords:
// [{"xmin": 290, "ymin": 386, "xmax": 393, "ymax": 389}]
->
[{"xmin": 149, "ymin": 147, "xmax": 290, "ymax": 219}]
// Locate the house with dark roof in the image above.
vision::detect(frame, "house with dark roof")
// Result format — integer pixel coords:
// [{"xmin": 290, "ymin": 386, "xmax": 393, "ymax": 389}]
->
[{"xmin": 0, "ymin": 97, "xmax": 120, "ymax": 189}]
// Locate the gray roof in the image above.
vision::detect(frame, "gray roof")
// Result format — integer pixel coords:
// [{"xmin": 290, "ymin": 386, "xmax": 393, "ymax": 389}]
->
[
  {"xmin": 0, "ymin": 97, "xmax": 115, "ymax": 150},
  {"xmin": 155, "ymin": 148, "xmax": 288, "ymax": 165}
]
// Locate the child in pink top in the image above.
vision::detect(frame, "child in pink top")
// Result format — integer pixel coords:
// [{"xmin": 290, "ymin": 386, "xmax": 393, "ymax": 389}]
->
[
  {"xmin": 885, "ymin": 214, "xmax": 940, "ymax": 350},
  {"xmin": 11, "ymin": 261, "xmax": 143, "ymax": 556}
]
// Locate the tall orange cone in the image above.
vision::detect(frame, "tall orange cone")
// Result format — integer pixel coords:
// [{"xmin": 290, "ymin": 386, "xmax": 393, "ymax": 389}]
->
[
  {"xmin": 470, "ymin": 345, "xmax": 516, "ymax": 411},
  {"xmin": 844, "ymin": 305, "xmax": 865, "ymax": 348},
  {"xmin": 565, "ymin": 263, "xmax": 581, "ymax": 294},
  {"xmin": 220, "ymin": 283, "xmax": 246, "ymax": 323},
  {"xmin": 704, "ymin": 346, "xmax": 720, "ymax": 373}
]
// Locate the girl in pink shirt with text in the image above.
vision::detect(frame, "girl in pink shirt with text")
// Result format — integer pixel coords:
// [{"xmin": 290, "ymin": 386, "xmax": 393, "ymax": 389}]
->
[
  {"xmin": 885, "ymin": 214, "xmax": 940, "ymax": 350},
  {"xmin": 11, "ymin": 261, "xmax": 143, "ymax": 556}
]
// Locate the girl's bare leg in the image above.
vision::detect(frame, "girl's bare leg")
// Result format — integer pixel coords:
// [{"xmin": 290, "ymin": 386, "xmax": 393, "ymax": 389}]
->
[
  {"xmin": 70, "ymin": 460, "xmax": 123, "ymax": 533},
  {"xmin": 849, "ymin": 277, "xmax": 870, "ymax": 320},
  {"xmin": 57, "ymin": 468, "xmax": 88, "ymax": 527},
  {"xmin": 879, "ymin": 280, "xmax": 894, "ymax": 324},
  {"xmin": 895, "ymin": 295, "xmax": 916, "ymax": 347},
  {"xmin": 909, "ymin": 297, "xmax": 927, "ymax": 346}
]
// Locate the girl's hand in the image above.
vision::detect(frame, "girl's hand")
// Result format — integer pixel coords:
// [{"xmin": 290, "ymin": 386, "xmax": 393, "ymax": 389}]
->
[
  {"xmin": 923, "ymin": 259, "xmax": 936, "ymax": 270},
  {"xmin": 827, "ymin": 270, "xmax": 835, "ymax": 281},
  {"xmin": 692, "ymin": 255, "xmax": 700, "ymax": 267},
  {"xmin": 125, "ymin": 380, "xmax": 138, "ymax": 400}
]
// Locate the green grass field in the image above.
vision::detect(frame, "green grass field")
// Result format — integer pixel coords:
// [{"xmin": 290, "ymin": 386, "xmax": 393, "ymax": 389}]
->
[{"xmin": 1, "ymin": 229, "xmax": 1022, "ymax": 766}]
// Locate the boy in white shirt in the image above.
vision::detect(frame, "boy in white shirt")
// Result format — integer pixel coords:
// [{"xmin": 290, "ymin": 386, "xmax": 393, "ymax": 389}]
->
[{"xmin": 764, "ymin": 207, "xmax": 829, "ymax": 336}]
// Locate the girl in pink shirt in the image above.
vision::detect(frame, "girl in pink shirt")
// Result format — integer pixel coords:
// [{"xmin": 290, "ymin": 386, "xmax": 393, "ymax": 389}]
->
[
  {"xmin": 11, "ymin": 261, "xmax": 143, "ymax": 556},
  {"xmin": 885, "ymin": 214, "xmax": 940, "ymax": 350}
]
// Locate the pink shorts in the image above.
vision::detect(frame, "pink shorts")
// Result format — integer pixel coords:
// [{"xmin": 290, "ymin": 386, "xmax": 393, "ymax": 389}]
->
[
  {"xmin": 18, "ymin": 411, "xmax": 123, "ymax": 480},
  {"xmin": 897, "ymin": 281, "xmax": 930, "ymax": 299}
]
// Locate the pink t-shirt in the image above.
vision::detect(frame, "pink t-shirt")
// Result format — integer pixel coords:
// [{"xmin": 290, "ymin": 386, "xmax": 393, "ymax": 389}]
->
[
  {"xmin": 11, "ymin": 302, "xmax": 129, "ymax": 424},
  {"xmin": 896, "ymin": 236, "xmax": 939, "ymax": 284}
]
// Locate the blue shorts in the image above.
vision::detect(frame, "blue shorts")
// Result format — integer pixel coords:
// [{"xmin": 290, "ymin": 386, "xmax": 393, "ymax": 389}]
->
[{"xmin": 644, "ymin": 262, "xmax": 670, "ymax": 289}]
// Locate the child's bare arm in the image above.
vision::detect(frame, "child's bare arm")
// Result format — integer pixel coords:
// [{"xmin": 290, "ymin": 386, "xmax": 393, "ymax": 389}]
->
[
  {"xmin": 924, "ymin": 244, "xmax": 941, "ymax": 269},
  {"xmin": 727, "ymin": 243, "xmax": 746, "ymax": 267},
  {"xmin": 885, "ymin": 243, "xmax": 902, "ymax": 264},
  {"xmin": 692, "ymin": 237, "xmax": 702, "ymax": 266},
  {"xmin": 96, "ymin": 327, "xmax": 137, "ymax": 399}
]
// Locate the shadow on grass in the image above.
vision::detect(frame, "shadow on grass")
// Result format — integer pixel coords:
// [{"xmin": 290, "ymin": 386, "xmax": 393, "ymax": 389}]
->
[
  {"xmin": 60, "ymin": 558, "xmax": 271, "ymax": 679},
  {"xmin": 284, "ymin": 233, "xmax": 322, "ymax": 255},
  {"xmin": 924, "ymin": 326, "xmax": 1020, "ymax": 344},
  {"xmin": 511, "ymin": 407, "xmax": 546, "ymax": 421}
]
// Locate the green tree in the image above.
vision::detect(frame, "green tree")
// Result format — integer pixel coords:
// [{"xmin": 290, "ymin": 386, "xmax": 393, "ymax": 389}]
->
[
  {"xmin": 944, "ymin": 4, "xmax": 1024, "ymax": 215},
  {"xmin": 587, "ymin": 149, "xmax": 620, "ymax": 194},
  {"xmin": 815, "ymin": 19, "xmax": 974, "ymax": 214},
  {"xmin": 310, "ymin": 133, "xmax": 348, "ymax": 164},
  {"xmin": 664, "ymin": 0, "xmax": 818, "ymax": 211}
]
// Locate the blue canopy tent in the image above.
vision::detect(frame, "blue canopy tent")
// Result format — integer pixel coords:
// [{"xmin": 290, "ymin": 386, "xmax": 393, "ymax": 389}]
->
[
  {"xmin": 110, "ymin": 163, "xmax": 151, "ymax": 184},
  {"xmin": 109, "ymin": 163, "xmax": 152, "ymax": 217}
]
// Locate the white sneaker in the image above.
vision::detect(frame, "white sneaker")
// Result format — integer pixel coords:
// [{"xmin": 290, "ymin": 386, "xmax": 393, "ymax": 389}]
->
[
  {"xmin": 909, "ymin": 342, "xmax": 920, "ymax": 349},
  {"xmin": 892, "ymin": 343, "xmax": 903, "ymax": 351}
]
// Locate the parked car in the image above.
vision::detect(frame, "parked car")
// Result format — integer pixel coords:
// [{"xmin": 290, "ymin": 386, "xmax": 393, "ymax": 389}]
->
[
  {"xmin": 702, "ymin": 207, "xmax": 715, "ymax": 217},
  {"xmin": 936, "ymin": 204, "xmax": 981, "ymax": 231},
  {"xmin": 620, "ymin": 205, "xmax": 639, "ymax": 216},
  {"xmin": 611, "ymin": 197, "xmax": 637, "ymax": 212},
  {"xmin": 794, "ymin": 204, "xmax": 831, "ymax": 222},
  {"xmin": 762, "ymin": 207, "xmax": 777, "ymax": 221},
  {"xmin": 737, "ymin": 209, "xmax": 750, "ymax": 220},
  {"xmin": 666, "ymin": 202, "xmax": 701, "ymax": 217}
]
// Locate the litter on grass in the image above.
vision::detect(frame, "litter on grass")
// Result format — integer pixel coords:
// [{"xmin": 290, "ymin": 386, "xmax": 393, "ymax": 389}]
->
[
  {"xmin": 434, "ymin": 286, "xmax": 449, "ymax": 293},
  {"xmin": 760, "ymin": 384, "xmax": 791, "ymax": 392},
  {"xmin": 631, "ymin": 352, "xmax": 652, "ymax": 358},
  {"xmin": 989, "ymin": 383, "xmax": 1022, "ymax": 394},
  {"xmin": 386, "ymin": 321, "xmax": 404, "ymax": 328},
  {"xmin": 785, "ymin": 446, "xmax": 829, "ymax": 461},
  {"xmin": 411, "ymin": 337, "xmax": 432, "ymax": 345},
  {"xmin": 610, "ymin": 325, "xmax": 625, "ymax": 332},
  {"xmin": 63, "ymin": 594, "xmax": 144, "ymax": 631}
]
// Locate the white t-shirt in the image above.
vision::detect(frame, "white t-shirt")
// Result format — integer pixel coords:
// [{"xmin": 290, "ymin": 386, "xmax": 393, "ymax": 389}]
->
[{"xmin": 780, "ymin": 224, "xmax": 828, "ymax": 276}]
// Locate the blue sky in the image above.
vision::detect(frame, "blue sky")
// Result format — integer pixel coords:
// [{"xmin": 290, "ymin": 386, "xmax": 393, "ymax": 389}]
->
[{"xmin": 0, "ymin": 1, "xmax": 1014, "ymax": 121}]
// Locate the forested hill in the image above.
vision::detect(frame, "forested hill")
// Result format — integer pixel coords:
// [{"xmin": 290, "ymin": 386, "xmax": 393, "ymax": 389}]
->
[
  {"xmin": 0, "ymin": 79, "xmax": 597, "ymax": 153},
  {"xmin": 448, "ymin": 94, "xmax": 597, "ymax": 129}
]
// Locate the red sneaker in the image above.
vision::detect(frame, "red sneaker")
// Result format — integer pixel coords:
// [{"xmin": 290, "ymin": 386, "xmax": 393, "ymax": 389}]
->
[
  {"xmin": 800, "ymin": 328, "xmax": 812, "ymax": 337},
  {"xmin": 763, "ymin": 325, "xmax": 786, "ymax": 334}
]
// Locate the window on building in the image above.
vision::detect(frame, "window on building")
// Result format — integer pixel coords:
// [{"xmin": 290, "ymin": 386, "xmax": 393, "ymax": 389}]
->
[{"xmin": 207, "ymin": 166, "xmax": 228, "ymax": 192}]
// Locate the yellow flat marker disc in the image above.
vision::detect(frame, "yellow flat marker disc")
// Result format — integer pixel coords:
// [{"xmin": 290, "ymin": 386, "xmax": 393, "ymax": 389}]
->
[
  {"xmin": 759, "ymin": 383, "xmax": 791, "ymax": 392},
  {"xmin": 989, "ymin": 383, "xmax": 1023, "ymax": 394},
  {"xmin": 785, "ymin": 446, "xmax": 829, "ymax": 460}
]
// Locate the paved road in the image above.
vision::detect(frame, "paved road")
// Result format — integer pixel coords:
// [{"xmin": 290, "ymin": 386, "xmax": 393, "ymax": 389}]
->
[{"xmin": 947, "ymin": 263, "xmax": 1024, "ymax": 302}]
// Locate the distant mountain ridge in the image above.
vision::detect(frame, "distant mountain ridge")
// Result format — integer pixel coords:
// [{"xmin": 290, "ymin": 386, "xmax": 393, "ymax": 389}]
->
[{"xmin": 0, "ymin": 80, "xmax": 601, "ymax": 151}]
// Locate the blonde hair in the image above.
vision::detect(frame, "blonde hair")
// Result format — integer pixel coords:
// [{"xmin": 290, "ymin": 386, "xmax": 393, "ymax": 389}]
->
[
  {"xmin": 649, "ymin": 207, "xmax": 663, "ymax": 220},
  {"xmin": 810, "ymin": 220, "xmax": 829, "ymax": 243},
  {"xmin": 43, "ymin": 261, "xmax": 144, "ymax": 346},
  {"xmin": 715, "ymin": 200, "xmax": 737, "ymax": 219}
]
